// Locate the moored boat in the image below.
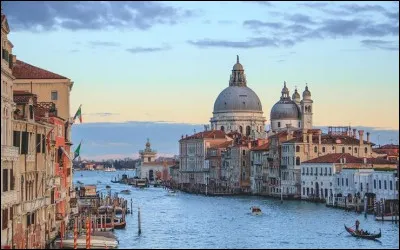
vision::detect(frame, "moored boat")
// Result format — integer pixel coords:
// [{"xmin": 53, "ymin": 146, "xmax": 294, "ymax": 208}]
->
[
  {"xmin": 344, "ymin": 224, "xmax": 381, "ymax": 240},
  {"xmin": 167, "ymin": 190, "xmax": 177, "ymax": 196},
  {"xmin": 251, "ymin": 206, "xmax": 262, "ymax": 216},
  {"xmin": 113, "ymin": 217, "xmax": 126, "ymax": 229},
  {"xmin": 120, "ymin": 189, "xmax": 131, "ymax": 194}
]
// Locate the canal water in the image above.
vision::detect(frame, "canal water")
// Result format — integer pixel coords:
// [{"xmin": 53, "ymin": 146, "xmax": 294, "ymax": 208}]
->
[{"xmin": 74, "ymin": 171, "xmax": 399, "ymax": 249}]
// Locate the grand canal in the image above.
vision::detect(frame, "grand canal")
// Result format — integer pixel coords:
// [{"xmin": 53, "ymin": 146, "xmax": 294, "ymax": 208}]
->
[{"xmin": 74, "ymin": 171, "xmax": 399, "ymax": 249}]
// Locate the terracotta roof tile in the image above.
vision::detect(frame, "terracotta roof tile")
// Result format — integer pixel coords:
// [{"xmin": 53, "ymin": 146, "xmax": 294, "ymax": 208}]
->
[
  {"xmin": 252, "ymin": 142, "xmax": 270, "ymax": 151},
  {"xmin": 180, "ymin": 130, "xmax": 226, "ymax": 141},
  {"xmin": 303, "ymin": 153, "xmax": 396, "ymax": 165},
  {"xmin": 209, "ymin": 141, "xmax": 233, "ymax": 149},
  {"xmin": 13, "ymin": 60, "xmax": 68, "ymax": 79},
  {"xmin": 284, "ymin": 133, "xmax": 374, "ymax": 145}
]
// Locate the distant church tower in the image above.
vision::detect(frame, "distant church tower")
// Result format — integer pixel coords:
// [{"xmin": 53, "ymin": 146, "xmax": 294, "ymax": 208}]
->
[
  {"xmin": 300, "ymin": 84, "xmax": 313, "ymax": 129},
  {"xmin": 139, "ymin": 139, "xmax": 157, "ymax": 163}
]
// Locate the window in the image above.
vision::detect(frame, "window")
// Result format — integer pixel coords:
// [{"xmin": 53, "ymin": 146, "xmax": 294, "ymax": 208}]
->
[
  {"xmin": 364, "ymin": 147, "xmax": 367, "ymax": 154},
  {"xmin": 329, "ymin": 168, "xmax": 332, "ymax": 175},
  {"xmin": 303, "ymin": 187, "xmax": 305, "ymax": 195},
  {"xmin": 348, "ymin": 147, "xmax": 351, "ymax": 150},
  {"xmin": 379, "ymin": 180, "xmax": 381, "ymax": 189},
  {"xmin": 242, "ymin": 161, "xmax": 245, "ymax": 167},
  {"xmin": 278, "ymin": 122, "xmax": 281, "ymax": 128},
  {"xmin": 296, "ymin": 146, "xmax": 300, "ymax": 152},
  {"xmin": 374, "ymin": 180, "xmax": 376, "ymax": 189},
  {"xmin": 342, "ymin": 147, "xmax": 345, "ymax": 153},
  {"xmin": 10, "ymin": 169, "xmax": 14, "ymax": 191},
  {"xmin": 3, "ymin": 169, "xmax": 8, "ymax": 192},
  {"xmin": 246, "ymin": 126, "xmax": 251, "ymax": 136},
  {"xmin": 384, "ymin": 180, "xmax": 387, "ymax": 190},
  {"xmin": 324, "ymin": 168, "xmax": 327, "ymax": 176},
  {"xmin": 346, "ymin": 178, "xmax": 348, "ymax": 186},
  {"xmin": 306, "ymin": 168, "xmax": 309, "ymax": 175},
  {"xmin": 21, "ymin": 131, "xmax": 29, "ymax": 154},
  {"xmin": 29, "ymin": 105, "xmax": 33, "ymax": 120},
  {"xmin": 36, "ymin": 134, "xmax": 41, "ymax": 153},
  {"xmin": 332, "ymin": 146, "xmax": 335, "ymax": 150},
  {"xmin": 51, "ymin": 91, "xmax": 58, "ymax": 100},
  {"xmin": 314, "ymin": 146, "xmax": 317, "ymax": 153},
  {"xmin": 390, "ymin": 181, "xmax": 393, "ymax": 190},
  {"xmin": 13, "ymin": 131, "xmax": 20, "ymax": 150},
  {"xmin": 355, "ymin": 148, "xmax": 358, "ymax": 153},
  {"xmin": 220, "ymin": 126, "xmax": 224, "ymax": 131},
  {"xmin": 342, "ymin": 178, "xmax": 344, "ymax": 186},
  {"xmin": 239, "ymin": 126, "xmax": 243, "ymax": 134},
  {"xmin": 2, "ymin": 209, "xmax": 8, "ymax": 230},
  {"xmin": 242, "ymin": 150, "xmax": 246, "ymax": 156},
  {"xmin": 361, "ymin": 183, "xmax": 363, "ymax": 192},
  {"xmin": 337, "ymin": 178, "xmax": 340, "ymax": 186},
  {"xmin": 311, "ymin": 168, "xmax": 313, "ymax": 175},
  {"xmin": 296, "ymin": 157, "xmax": 300, "ymax": 166},
  {"xmin": 322, "ymin": 147, "xmax": 326, "ymax": 153}
]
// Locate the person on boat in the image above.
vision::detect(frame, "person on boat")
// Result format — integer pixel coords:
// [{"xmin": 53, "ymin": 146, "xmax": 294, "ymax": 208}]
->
[{"xmin": 355, "ymin": 219, "xmax": 360, "ymax": 232}]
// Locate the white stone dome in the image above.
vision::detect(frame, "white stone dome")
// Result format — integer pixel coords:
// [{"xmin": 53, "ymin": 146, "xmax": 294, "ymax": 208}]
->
[{"xmin": 213, "ymin": 86, "xmax": 263, "ymax": 113}]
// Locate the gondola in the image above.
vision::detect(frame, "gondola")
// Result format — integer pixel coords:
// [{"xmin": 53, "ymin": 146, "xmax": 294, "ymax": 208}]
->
[
  {"xmin": 344, "ymin": 225, "xmax": 381, "ymax": 240},
  {"xmin": 111, "ymin": 180, "xmax": 120, "ymax": 183}
]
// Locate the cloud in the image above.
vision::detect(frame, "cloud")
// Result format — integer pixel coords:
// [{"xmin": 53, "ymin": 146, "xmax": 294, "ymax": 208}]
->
[
  {"xmin": 242, "ymin": 1, "xmax": 273, "ymax": 6},
  {"xmin": 126, "ymin": 45, "xmax": 171, "ymax": 54},
  {"xmin": 360, "ymin": 39, "xmax": 399, "ymax": 51},
  {"xmin": 187, "ymin": 37, "xmax": 281, "ymax": 49},
  {"xmin": 298, "ymin": 2, "xmax": 331, "ymax": 8},
  {"xmin": 287, "ymin": 14, "xmax": 317, "ymax": 25},
  {"xmin": 2, "ymin": 1, "xmax": 198, "ymax": 32},
  {"xmin": 243, "ymin": 20, "xmax": 284, "ymax": 31},
  {"xmin": 89, "ymin": 41, "xmax": 120, "ymax": 47}
]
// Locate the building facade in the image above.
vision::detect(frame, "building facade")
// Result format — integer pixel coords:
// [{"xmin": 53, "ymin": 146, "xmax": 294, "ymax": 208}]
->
[{"xmin": 1, "ymin": 13, "xmax": 19, "ymax": 249}]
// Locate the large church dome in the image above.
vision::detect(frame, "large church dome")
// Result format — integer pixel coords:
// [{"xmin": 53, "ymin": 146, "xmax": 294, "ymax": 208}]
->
[
  {"xmin": 213, "ymin": 55, "xmax": 263, "ymax": 114},
  {"xmin": 213, "ymin": 86, "xmax": 263, "ymax": 113}
]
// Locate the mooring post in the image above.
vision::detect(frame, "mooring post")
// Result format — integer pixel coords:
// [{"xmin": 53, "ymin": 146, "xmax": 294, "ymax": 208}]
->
[{"xmin": 138, "ymin": 207, "xmax": 142, "ymax": 235}]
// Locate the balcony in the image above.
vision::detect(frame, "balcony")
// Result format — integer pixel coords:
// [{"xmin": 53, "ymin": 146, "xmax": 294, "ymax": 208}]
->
[
  {"xmin": 24, "ymin": 197, "xmax": 46, "ymax": 213},
  {"xmin": 1, "ymin": 190, "xmax": 18, "ymax": 206},
  {"xmin": 1, "ymin": 145, "xmax": 19, "ymax": 161}
]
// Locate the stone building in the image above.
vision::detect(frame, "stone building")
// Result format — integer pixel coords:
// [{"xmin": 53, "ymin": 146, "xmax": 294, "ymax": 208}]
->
[
  {"xmin": 1, "ymin": 12, "xmax": 19, "ymax": 249},
  {"xmin": 135, "ymin": 139, "xmax": 175, "ymax": 183},
  {"xmin": 250, "ymin": 141, "xmax": 269, "ymax": 194},
  {"xmin": 210, "ymin": 56, "xmax": 266, "ymax": 138},
  {"xmin": 179, "ymin": 130, "xmax": 232, "ymax": 193}
]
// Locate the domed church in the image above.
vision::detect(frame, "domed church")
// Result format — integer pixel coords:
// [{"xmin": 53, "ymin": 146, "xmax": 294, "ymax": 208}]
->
[
  {"xmin": 269, "ymin": 81, "xmax": 313, "ymax": 133},
  {"xmin": 210, "ymin": 56, "xmax": 266, "ymax": 139}
]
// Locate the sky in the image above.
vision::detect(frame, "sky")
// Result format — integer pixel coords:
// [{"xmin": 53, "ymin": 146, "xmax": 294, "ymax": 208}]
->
[{"xmin": 3, "ymin": 1, "xmax": 399, "ymax": 160}]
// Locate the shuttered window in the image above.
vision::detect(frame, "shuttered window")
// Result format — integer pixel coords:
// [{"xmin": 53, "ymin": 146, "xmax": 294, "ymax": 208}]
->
[
  {"xmin": 2, "ymin": 209, "xmax": 8, "ymax": 230},
  {"xmin": 21, "ymin": 131, "xmax": 29, "ymax": 154},
  {"xmin": 36, "ymin": 134, "xmax": 41, "ymax": 153},
  {"xmin": 3, "ymin": 169, "xmax": 8, "ymax": 192}
]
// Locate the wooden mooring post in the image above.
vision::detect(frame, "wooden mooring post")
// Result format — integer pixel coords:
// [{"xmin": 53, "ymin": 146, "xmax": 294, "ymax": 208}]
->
[{"xmin": 138, "ymin": 207, "xmax": 142, "ymax": 235}]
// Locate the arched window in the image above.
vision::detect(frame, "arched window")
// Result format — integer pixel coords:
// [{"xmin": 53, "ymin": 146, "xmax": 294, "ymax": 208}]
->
[
  {"xmin": 314, "ymin": 146, "xmax": 317, "ymax": 153},
  {"xmin": 246, "ymin": 126, "xmax": 251, "ymax": 136},
  {"xmin": 239, "ymin": 126, "xmax": 243, "ymax": 134},
  {"xmin": 296, "ymin": 157, "xmax": 300, "ymax": 166},
  {"xmin": 355, "ymin": 148, "xmax": 358, "ymax": 153},
  {"xmin": 296, "ymin": 145, "xmax": 300, "ymax": 152},
  {"xmin": 220, "ymin": 126, "xmax": 224, "ymax": 131},
  {"xmin": 364, "ymin": 147, "xmax": 367, "ymax": 154}
]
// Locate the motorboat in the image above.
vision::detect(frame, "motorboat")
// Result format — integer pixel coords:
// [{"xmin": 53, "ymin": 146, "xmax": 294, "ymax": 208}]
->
[
  {"xmin": 167, "ymin": 190, "xmax": 177, "ymax": 196},
  {"xmin": 251, "ymin": 206, "xmax": 262, "ymax": 216}
]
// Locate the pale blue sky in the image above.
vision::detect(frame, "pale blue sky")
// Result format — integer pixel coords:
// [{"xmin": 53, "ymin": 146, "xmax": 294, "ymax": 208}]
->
[{"xmin": 3, "ymin": 1, "xmax": 399, "ymax": 132}]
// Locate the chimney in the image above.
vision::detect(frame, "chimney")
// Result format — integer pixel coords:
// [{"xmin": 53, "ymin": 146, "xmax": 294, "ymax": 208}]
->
[
  {"xmin": 318, "ymin": 130, "xmax": 322, "ymax": 145},
  {"xmin": 353, "ymin": 129, "xmax": 357, "ymax": 138},
  {"xmin": 367, "ymin": 132, "xmax": 370, "ymax": 143},
  {"xmin": 358, "ymin": 130, "xmax": 364, "ymax": 146},
  {"xmin": 308, "ymin": 132, "xmax": 313, "ymax": 144},
  {"xmin": 302, "ymin": 129, "xmax": 308, "ymax": 143}
]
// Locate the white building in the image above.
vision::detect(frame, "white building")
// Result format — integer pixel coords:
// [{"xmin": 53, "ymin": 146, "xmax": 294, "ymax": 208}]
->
[
  {"xmin": 210, "ymin": 56, "xmax": 266, "ymax": 139},
  {"xmin": 372, "ymin": 170, "xmax": 398, "ymax": 201}
]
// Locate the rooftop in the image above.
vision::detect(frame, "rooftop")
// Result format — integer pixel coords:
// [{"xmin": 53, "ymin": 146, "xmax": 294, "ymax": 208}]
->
[{"xmin": 13, "ymin": 59, "xmax": 68, "ymax": 79}]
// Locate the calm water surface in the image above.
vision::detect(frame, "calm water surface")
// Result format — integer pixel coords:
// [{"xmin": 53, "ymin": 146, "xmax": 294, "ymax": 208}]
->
[{"xmin": 74, "ymin": 171, "xmax": 399, "ymax": 249}]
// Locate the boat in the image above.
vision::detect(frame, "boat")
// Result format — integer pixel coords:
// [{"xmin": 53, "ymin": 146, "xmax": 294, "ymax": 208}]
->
[
  {"xmin": 251, "ymin": 206, "xmax": 262, "ymax": 216},
  {"xmin": 113, "ymin": 217, "xmax": 126, "ymax": 229},
  {"xmin": 344, "ymin": 224, "xmax": 381, "ymax": 240},
  {"xmin": 104, "ymin": 165, "xmax": 117, "ymax": 172},
  {"xmin": 120, "ymin": 189, "xmax": 131, "ymax": 194},
  {"xmin": 54, "ymin": 235, "xmax": 118, "ymax": 249},
  {"xmin": 167, "ymin": 190, "xmax": 177, "ymax": 196}
]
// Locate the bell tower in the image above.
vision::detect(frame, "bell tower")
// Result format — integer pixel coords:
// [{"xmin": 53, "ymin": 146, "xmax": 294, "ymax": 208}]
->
[{"xmin": 300, "ymin": 84, "xmax": 313, "ymax": 129}]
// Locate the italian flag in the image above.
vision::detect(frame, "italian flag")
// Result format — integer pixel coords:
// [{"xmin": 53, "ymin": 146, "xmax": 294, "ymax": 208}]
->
[
  {"xmin": 74, "ymin": 141, "xmax": 82, "ymax": 161},
  {"xmin": 73, "ymin": 105, "xmax": 82, "ymax": 123}
]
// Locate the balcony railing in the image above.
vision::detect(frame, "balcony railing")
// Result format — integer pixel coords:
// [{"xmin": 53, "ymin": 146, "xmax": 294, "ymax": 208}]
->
[
  {"xmin": 1, "ymin": 145, "xmax": 19, "ymax": 161},
  {"xmin": 24, "ymin": 197, "xmax": 46, "ymax": 213}
]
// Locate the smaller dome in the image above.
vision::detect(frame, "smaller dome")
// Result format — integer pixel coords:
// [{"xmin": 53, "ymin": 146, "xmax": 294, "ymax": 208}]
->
[
  {"xmin": 232, "ymin": 55, "xmax": 244, "ymax": 71},
  {"xmin": 292, "ymin": 88, "xmax": 300, "ymax": 100},
  {"xmin": 303, "ymin": 85, "xmax": 311, "ymax": 98},
  {"xmin": 270, "ymin": 100, "xmax": 301, "ymax": 120}
]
